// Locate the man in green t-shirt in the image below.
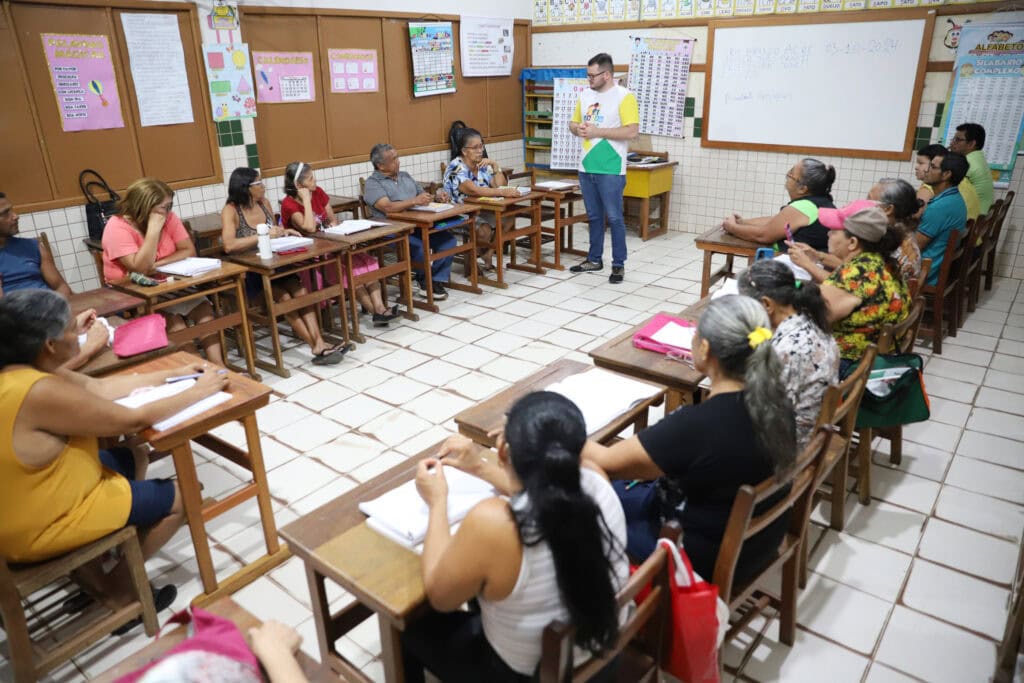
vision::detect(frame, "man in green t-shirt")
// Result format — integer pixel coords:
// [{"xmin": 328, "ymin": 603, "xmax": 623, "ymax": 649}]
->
[{"xmin": 949, "ymin": 123, "xmax": 994, "ymax": 214}]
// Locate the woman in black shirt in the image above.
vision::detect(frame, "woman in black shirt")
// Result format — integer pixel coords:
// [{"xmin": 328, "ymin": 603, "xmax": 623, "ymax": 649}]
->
[{"xmin": 583, "ymin": 295, "xmax": 797, "ymax": 583}]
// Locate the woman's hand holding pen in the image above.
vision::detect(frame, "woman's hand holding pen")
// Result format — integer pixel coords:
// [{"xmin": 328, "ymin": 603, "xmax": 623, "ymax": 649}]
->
[
  {"xmin": 435, "ymin": 434, "xmax": 484, "ymax": 475},
  {"xmin": 415, "ymin": 458, "xmax": 448, "ymax": 507}
]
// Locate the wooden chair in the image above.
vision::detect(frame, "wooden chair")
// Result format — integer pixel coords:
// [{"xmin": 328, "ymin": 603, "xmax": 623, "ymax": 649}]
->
[
  {"xmin": 871, "ymin": 297, "xmax": 926, "ymax": 469},
  {"xmin": 982, "ymin": 191, "xmax": 1014, "ymax": 292},
  {"xmin": 537, "ymin": 529, "xmax": 672, "ymax": 682},
  {"xmin": 908, "ymin": 257, "xmax": 932, "ymax": 300},
  {"xmin": 993, "ymin": 527, "xmax": 1024, "ymax": 683},
  {"xmin": 717, "ymin": 427, "xmax": 832, "ymax": 649},
  {"xmin": 958, "ymin": 212, "xmax": 993, "ymax": 320},
  {"xmin": 918, "ymin": 224, "xmax": 966, "ymax": 354},
  {"xmin": 0, "ymin": 527, "xmax": 157, "ymax": 683}
]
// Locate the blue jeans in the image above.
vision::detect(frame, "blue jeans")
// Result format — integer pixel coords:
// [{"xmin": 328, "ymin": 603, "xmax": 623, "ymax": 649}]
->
[
  {"xmin": 579, "ymin": 171, "xmax": 627, "ymax": 267},
  {"xmin": 410, "ymin": 231, "xmax": 456, "ymax": 283}
]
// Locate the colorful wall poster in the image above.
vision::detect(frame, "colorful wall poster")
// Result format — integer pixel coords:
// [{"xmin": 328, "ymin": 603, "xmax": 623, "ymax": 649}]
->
[
  {"xmin": 460, "ymin": 16, "xmax": 514, "ymax": 77},
  {"xmin": 733, "ymin": 0, "xmax": 755, "ymax": 15},
  {"xmin": 797, "ymin": 0, "xmax": 820, "ymax": 11},
  {"xmin": 678, "ymin": 0, "xmax": 696, "ymax": 16},
  {"xmin": 549, "ymin": 0, "xmax": 564, "ymax": 24},
  {"xmin": 627, "ymin": 37, "xmax": 693, "ymax": 138},
  {"xmin": 252, "ymin": 51, "xmax": 316, "ymax": 103},
  {"xmin": 775, "ymin": 0, "xmax": 797, "ymax": 12},
  {"xmin": 943, "ymin": 22, "xmax": 1024, "ymax": 171},
  {"xmin": 534, "ymin": 0, "xmax": 549, "ymax": 24},
  {"xmin": 409, "ymin": 22, "xmax": 456, "ymax": 97},
  {"xmin": 594, "ymin": 0, "xmax": 610, "ymax": 21},
  {"xmin": 755, "ymin": 0, "xmax": 776, "ymax": 13},
  {"xmin": 641, "ymin": 0, "xmax": 659, "ymax": 20},
  {"xmin": 551, "ymin": 78, "xmax": 587, "ymax": 170},
  {"xmin": 328, "ymin": 49, "xmax": 378, "ymax": 93},
  {"xmin": 120, "ymin": 14, "xmax": 193, "ymax": 127},
  {"xmin": 628, "ymin": 0, "xmax": 642, "ymax": 20},
  {"xmin": 203, "ymin": 43, "xmax": 255, "ymax": 121},
  {"xmin": 715, "ymin": 0, "xmax": 735, "ymax": 16},
  {"xmin": 41, "ymin": 33, "xmax": 124, "ymax": 132},
  {"xmin": 609, "ymin": 0, "xmax": 626, "ymax": 20},
  {"xmin": 660, "ymin": 0, "xmax": 677, "ymax": 19}
]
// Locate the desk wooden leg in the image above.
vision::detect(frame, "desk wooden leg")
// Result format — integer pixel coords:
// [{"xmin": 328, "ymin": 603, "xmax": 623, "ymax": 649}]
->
[
  {"xmin": 242, "ymin": 414, "xmax": 280, "ymax": 555},
  {"xmin": 700, "ymin": 251, "xmax": 713, "ymax": 298},
  {"xmin": 379, "ymin": 619, "xmax": 407, "ymax": 683},
  {"xmin": 398, "ymin": 238, "xmax": 418, "ymax": 321},
  {"xmin": 639, "ymin": 196, "xmax": 650, "ymax": 241},
  {"xmin": 483, "ymin": 214, "xmax": 508, "ymax": 289},
  {"xmin": 234, "ymin": 276, "xmax": 258, "ymax": 379},
  {"xmin": 171, "ymin": 442, "xmax": 218, "ymax": 595},
  {"xmin": 345, "ymin": 253, "xmax": 365, "ymax": 344},
  {"xmin": 261, "ymin": 273, "xmax": 290, "ymax": 378}
]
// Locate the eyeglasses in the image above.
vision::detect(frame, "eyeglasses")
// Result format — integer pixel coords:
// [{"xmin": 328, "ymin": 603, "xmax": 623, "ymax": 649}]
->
[
  {"xmin": 464, "ymin": 143, "xmax": 485, "ymax": 151},
  {"xmin": 587, "ymin": 70, "xmax": 609, "ymax": 80},
  {"xmin": 951, "ymin": 136, "xmax": 967, "ymax": 143},
  {"xmin": 157, "ymin": 201, "xmax": 173, "ymax": 212}
]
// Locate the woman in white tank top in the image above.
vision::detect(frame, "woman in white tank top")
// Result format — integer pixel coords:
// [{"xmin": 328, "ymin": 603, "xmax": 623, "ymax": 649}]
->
[{"xmin": 402, "ymin": 391, "xmax": 629, "ymax": 683}]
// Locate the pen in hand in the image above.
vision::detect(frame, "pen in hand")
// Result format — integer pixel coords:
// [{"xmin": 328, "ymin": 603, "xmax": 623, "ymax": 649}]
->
[{"xmin": 165, "ymin": 369, "xmax": 228, "ymax": 384}]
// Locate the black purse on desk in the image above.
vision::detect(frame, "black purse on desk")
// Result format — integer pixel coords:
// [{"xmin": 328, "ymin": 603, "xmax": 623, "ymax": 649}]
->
[{"xmin": 79, "ymin": 169, "xmax": 120, "ymax": 241}]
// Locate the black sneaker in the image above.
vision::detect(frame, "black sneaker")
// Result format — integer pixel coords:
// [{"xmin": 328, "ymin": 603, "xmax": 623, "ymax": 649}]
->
[
  {"xmin": 609, "ymin": 266, "xmax": 624, "ymax": 284},
  {"xmin": 570, "ymin": 260, "xmax": 603, "ymax": 273},
  {"xmin": 113, "ymin": 584, "xmax": 177, "ymax": 636},
  {"xmin": 432, "ymin": 281, "xmax": 449, "ymax": 301},
  {"xmin": 414, "ymin": 279, "xmax": 429, "ymax": 300},
  {"xmin": 372, "ymin": 312, "xmax": 391, "ymax": 327}
]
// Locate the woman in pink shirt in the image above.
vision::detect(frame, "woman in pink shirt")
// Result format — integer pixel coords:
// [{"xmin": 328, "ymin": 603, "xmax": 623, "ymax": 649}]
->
[{"xmin": 101, "ymin": 178, "xmax": 224, "ymax": 365}]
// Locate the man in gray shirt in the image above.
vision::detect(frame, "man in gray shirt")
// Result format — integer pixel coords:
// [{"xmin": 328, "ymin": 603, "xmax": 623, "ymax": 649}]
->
[{"xmin": 363, "ymin": 144, "xmax": 455, "ymax": 301}]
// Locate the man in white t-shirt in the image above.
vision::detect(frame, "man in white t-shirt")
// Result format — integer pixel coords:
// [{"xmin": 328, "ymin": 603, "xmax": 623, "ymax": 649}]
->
[{"xmin": 569, "ymin": 53, "xmax": 639, "ymax": 284}]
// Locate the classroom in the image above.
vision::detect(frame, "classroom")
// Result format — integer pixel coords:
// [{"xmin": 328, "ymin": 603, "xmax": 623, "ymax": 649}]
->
[{"xmin": 0, "ymin": 0, "xmax": 1022, "ymax": 680}]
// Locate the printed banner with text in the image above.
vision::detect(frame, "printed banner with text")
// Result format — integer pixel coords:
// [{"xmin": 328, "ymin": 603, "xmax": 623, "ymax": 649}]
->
[
  {"xmin": 328, "ymin": 49, "xmax": 379, "ymax": 93},
  {"xmin": 460, "ymin": 16, "xmax": 515, "ymax": 77},
  {"xmin": 42, "ymin": 33, "xmax": 125, "ymax": 132},
  {"xmin": 252, "ymin": 51, "xmax": 316, "ymax": 103}
]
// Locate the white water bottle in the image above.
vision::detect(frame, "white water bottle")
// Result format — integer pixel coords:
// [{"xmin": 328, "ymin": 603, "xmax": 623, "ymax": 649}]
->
[{"xmin": 256, "ymin": 223, "xmax": 272, "ymax": 260}]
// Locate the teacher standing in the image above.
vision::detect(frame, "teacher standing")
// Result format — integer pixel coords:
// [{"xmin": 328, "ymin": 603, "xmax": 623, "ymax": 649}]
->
[{"xmin": 569, "ymin": 53, "xmax": 639, "ymax": 285}]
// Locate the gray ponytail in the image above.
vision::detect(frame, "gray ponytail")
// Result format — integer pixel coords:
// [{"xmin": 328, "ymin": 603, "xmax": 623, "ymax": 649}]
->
[{"xmin": 697, "ymin": 295, "xmax": 797, "ymax": 476}]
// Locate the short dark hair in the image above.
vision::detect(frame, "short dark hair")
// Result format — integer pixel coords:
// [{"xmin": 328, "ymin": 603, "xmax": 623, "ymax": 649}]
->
[
  {"xmin": 941, "ymin": 152, "xmax": 969, "ymax": 186},
  {"xmin": 916, "ymin": 143, "xmax": 947, "ymax": 159},
  {"xmin": 957, "ymin": 123, "xmax": 986, "ymax": 150},
  {"xmin": 588, "ymin": 53, "xmax": 613, "ymax": 71},
  {"xmin": 226, "ymin": 167, "xmax": 259, "ymax": 207}
]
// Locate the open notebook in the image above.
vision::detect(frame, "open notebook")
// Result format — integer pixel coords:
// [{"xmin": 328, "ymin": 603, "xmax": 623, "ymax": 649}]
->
[
  {"xmin": 269, "ymin": 236, "xmax": 314, "ymax": 252},
  {"xmin": 359, "ymin": 467, "xmax": 495, "ymax": 550},
  {"xmin": 155, "ymin": 257, "xmax": 222, "ymax": 277},
  {"xmin": 324, "ymin": 219, "xmax": 389, "ymax": 236},
  {"xmin": 544, "ymin": 368, "xmax": 662, "ymax": 435},
  {"xmin": 410, "ymin": 202, "xmax": 454, "ymax": 213},
  {"xmin": 115, "ymin": 379, "xmax": 231, "ymax": 432}
]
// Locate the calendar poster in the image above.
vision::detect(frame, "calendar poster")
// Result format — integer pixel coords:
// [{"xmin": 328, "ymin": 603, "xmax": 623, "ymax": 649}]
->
[
  {"xmin": 328, "ymin": 49, "xmax": 378, "ymax": 93},
  {"xmin": 409, "ymin": 22, "xmax": 456, "ymax": 97},
  {"xmin": 627, "ymin": 36, "xmax": 693, "ymax": 138},
  {"xmin": 551, "ymin": 77, "xmax": 588, "ymax": 170},
  {"xmin": 943, "ymin": 22, "xmax": 1024, "ymax": 170},
  {"xmin": 252, "ymin": 51, "xmax": 315, "ymax": 103}
]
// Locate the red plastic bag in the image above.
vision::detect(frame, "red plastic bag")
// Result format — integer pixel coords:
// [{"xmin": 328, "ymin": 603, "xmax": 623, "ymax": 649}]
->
[{"xmin": 659, "ymin": 538, "xmax": 721, "ymax": 683}]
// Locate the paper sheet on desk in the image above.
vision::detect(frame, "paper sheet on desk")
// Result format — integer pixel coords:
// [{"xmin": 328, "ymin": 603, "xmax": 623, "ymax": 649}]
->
[
  {"xmin": 774, "ymin": 254, "xmax": 812, "ymax": 281},
  {"xmin": 535, "ymin": 180, "xmax": 577, "ymax": 190},
  {"xmin": 115, "ymin": 379, "xmax": 232, "ymax": 431},
  {"xmin": 156, "ymin": 257, "xmax": 221, "ymax": 277},
  {"xmin": 545, "ymin": 368, "xmax": 662, "ymax": 435},
  {"xmin": 410, "ymin": 202, "xmax": 454, "ymax": 213},
  {"xmin": 269, "ymin": 236, "xmax": 314, "ymax": 252},
  {"xmin": 325, "ymin": 219, "xmax": 389, "ymax": 236},
  {"xmin": 650, "ymin": 321, "xmax": 694, "ymax": 351},
  {"xmin": 78, "ymin": 317, "xmax": 115, "ymax": 348},
  {"xmin": 711, "ymin": 278, "xmax": 739, "ymax": 299}
]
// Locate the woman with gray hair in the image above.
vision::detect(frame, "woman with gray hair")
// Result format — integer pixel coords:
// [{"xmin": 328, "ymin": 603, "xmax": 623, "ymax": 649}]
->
[
  {"xmin": 0, "ymin": 289, "xmax": 227, "ymax": 628},
  {"xmin": 869, "ymin": 177, "xmax": 923, "ymax": 283},
  {"xmin": 583, "ymin": 295, "xmax": 797, "ymax": 583}
]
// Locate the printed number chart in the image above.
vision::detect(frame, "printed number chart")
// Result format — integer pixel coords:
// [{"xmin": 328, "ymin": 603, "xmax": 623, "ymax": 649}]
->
[
  {"xmin": 551, "ymin": 78, "xmax": 588, "ymax": 169},
  {"xmin": 627, "ymin": 36, "xmax": 694, "ymax": 138},
  {"xmin": 409, "ymin": 22, "xmax": 456, "ymax": 97}
]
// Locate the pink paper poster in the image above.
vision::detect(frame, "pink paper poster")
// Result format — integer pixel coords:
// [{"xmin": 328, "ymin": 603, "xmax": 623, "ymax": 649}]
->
[
  {"xmin": 252, "ymin": 51, "xmax": 315, "ymax": 103},
  {"xmin": 42, "ymin": 33, "xmax": 125, "ymax": 132},
  {"xmin": 328, "ymin": 49, "xmax": 379, "ymax": 93}
]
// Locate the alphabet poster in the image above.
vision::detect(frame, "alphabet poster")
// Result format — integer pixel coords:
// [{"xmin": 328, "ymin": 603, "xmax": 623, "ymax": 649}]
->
[
  {"xmin": 203, "ymin": 43, "xmax": 256, "ymax": 121},
  {"xmin": 328, "ymin": 49, "xmax": 379, "ymax": 93},
  {"xmin": 41, "ymin": 33, "xmax": 125, "ymax": 132},
  {"xmin": 252, "ymin": 51, "xmax": 316, "ymax": 103}
]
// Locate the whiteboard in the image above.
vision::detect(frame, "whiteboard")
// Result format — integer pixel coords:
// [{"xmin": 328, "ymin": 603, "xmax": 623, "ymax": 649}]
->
[{"xmin": 705, "ymin": 15, "xmax": 932, "ymax": 158}]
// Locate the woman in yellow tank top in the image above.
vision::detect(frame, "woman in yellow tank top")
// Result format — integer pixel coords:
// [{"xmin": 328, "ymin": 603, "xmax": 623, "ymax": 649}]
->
[{"xmin": 0, "ymin": 289, "xmax": 228, "ymax": 618}]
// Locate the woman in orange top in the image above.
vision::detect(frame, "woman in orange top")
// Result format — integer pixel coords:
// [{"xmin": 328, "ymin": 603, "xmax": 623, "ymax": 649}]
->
[{"xmin": 0, "ymin": 289, "xmax": 227, "ymax": 616}]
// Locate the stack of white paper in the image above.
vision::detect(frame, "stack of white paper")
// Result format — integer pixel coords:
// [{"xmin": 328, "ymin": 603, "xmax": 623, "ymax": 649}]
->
[
  {"xmin": 269, "ymin": 236, "xmax": 314, "ymax": 252},
  {"xmin": 359, "ymin": 467, "xmax": 495, "ymax": 548},
  {"xmin": 711, "ymin": 277, "xmax": 740, "ymax": 299},
  {"xmin": 774, "ymin": 254, "xmax": 812, "ymax": 281},
  {"xmin": 650, "ymin": 321, "xmax": 695, "ymax": 352},
  {"xmin": 115, "ymin": 379, "xmax": 232, "ymax": 431},
  {"xmin": 545, "ymin": 368, "xmax": 662, "ymax": 435},
  {"xmin": 535, "ymin": 180, "xmax": 578, "ymax": 191},
  {"xmin": 325, "ymin": 219, "xmax": 389, "ymax": 236},
  {"xmin": 410, "ymin": 202, "xmax": 454, "ymax": 213},
  {"xmin": 156, "ymin": 257, "xmax": 221, "ymax": 277}
]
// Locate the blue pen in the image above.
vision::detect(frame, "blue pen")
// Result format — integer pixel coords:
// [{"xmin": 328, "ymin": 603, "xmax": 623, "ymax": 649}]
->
[
  {"xmin": 165, "ymin": 369, "xmax": 227, "ymax": 384},
  {"xmin": 624, "ymin": 479, "xmax": 641, "ymax": 491}
]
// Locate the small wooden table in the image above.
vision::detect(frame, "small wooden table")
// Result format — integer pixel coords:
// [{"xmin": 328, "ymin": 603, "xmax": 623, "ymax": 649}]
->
[
  {"xmin": 453, "ymin": 359, "xmax": 666, "ymax": 448},
  {"xmin": 624, "ymin": 161, "xmax": 678, "ymax": 241},
  {"xmin": 465, "ymin": 193, "xmax": 546, "ymax": 289},
  {"xmin": 385, "ymin": 205, "xmax": 482, "ymax": 313},
  {"xmin": 588, "ymin": 304, "xmax": 707, "ymax": 413},
  {"xmin": 114, "ymin": 351, "xmax": 287, "ymax": 606},
  {"xmin": 313, "ymin": 222, "xmax": 418, "ymax": 343},
  {"xmin": 108, "ymin": 263, "xmax": 257, "ymax": 378},
  {"xmin": 69, "ymin": 287, "xmax": 144, "ymax": 318},
  {"xmin": 225, "ymin": 240, "xmax": 350, "ymax": 378},
  {"xmin": 533, "ymin": 183, "xmax": 589, "ymax": 269},
  {"xmin": 694, "ymin": 226, "xmax": 761, "ymax": 298}
]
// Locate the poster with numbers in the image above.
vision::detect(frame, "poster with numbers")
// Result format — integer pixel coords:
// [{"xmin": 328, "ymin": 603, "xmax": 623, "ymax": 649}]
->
[
  {"xmin": 943, "ymin": 22, "xmax": 1024, "ymax": 171},
  {"xmin": 551, "ymin": 77, "xmax": 588, "ymax": 170},
  {"xmin": 627, "ymin": 36, "xmax": 693, "ymax": 138},
  {"xmin": 408, "ymin": 22, "xmax": 456, "ymax": 97},
  {"xmin": 252, "ymin": 51, "xmax": 315, "ymax": 103}
]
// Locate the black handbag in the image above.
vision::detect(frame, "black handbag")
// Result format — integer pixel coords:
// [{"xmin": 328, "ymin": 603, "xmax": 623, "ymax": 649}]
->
[{"xmin": 79, "ymin": 169, "xmax": 120, "ymax": 241}]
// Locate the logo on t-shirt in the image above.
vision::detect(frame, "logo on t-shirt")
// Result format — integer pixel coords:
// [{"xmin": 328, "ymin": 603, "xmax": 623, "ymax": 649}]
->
[{"xmin": 584, "ymin": 102, "xmax": 604, "ymax": 124}]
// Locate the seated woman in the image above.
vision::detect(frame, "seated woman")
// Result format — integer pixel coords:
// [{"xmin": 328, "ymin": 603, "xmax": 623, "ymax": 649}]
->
[
  {"xmin": 442, "ymin": 128, "xmax": 522, "ymax": 272},
  {"xmin": 870, "ymin": 178, "xmax": 923, "ymax": 284},
  {"xmin": 402, "ymin": 392, "xmax": 628, "ymax": 682},
  {"xmin": 0, "ymin": 290, "xmax": 228, "ymax": 624},
  {"xmin": 738, "ymin": 260, "xmax": 839, "ymax": 451},
  {"xmin": 280, "ymin": 161, "xmax": 397, "ymax": 324},
  {"xmin": 583, "ymin": 295, "xmax": 797, "ymax": 583},
  {"xmin": 722, "ymin": 158, "xmax": 837, "ymax": 252},
  {"xmin": 789, "ymin": 206, "xmax": 910, "ymax": 372},
  {"xmin": 101, "ymin": 178, "xmax": 224, "ymax": 366},
  {"xmin": 221, "ymin": 168, "xmax": 349, "ymax": 366}
]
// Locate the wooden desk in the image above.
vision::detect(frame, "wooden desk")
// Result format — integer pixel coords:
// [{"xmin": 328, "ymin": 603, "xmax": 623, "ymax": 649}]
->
[
  {"xmin": 385, "ymin": 205, "xmax": 482, "ymax": 314},
  {"xmin": 465, "ymin": 192, "xmax": 546, "ymax": 289},
  {"xmin": 588, "ymin": 306, "xmax": 707, "ymax": 413},
  {"xmin": 533, "ymin": 183, "xmax": 589, "ymax": 269},
  {"xmin": 280, "ymin": 442, "xmax": 446, "ymax": 683},
  {"xmin": 115, "ymin": 351, "xmax": 287, "ymax": 606},
  {"xmin": 623, "ymin": 161, "xmax": 678, "ymax": 241},
  {"xmin": 313, "ymin": 222, "xmax": 418, "ymax": 343},
  {"xmin": 108, "ymin": 262, "xmax": 257, "ymax": 378},
  {"xmin": 694, "ymin": 226, "xmax": 760, "ymax": 298},
  {"xmin": 225, "ymin": 240, "xmax": 350, "ymax": 378},
  {"xmin": 69, "ymin": 287, "xmax": 144, "ymax": 318},
  {"xmin": 454, "ymin": 359, "xmax": 666, "ymax": 448},
  {"xmin": 328, "ymin": 194, "xmax": 361, "ymax": 220},
  {"xmin": 183, "ymin": 213, "xmax": 225, "ymax": 257},
  {"xmin": 93, "ymin": 598, "xmax": 335, "ymax": 682},
  {"xmin": 78, "ymin": 317, "xmax": 184, "ymax": 377}
]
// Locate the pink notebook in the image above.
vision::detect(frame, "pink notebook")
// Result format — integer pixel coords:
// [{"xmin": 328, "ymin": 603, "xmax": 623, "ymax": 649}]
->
[{"xmin": 632, "ymin": 313, "xmax": 696, "ymax": 359}]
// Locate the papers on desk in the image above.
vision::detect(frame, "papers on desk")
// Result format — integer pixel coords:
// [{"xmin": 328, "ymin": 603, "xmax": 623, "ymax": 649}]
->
[
  {"xmin": 410, "ymin": 202, "xmax": 454, "ymax": 213},
  {"xmin": 535, "ymin": 180, "xmax": 578, "ymax": 191},
  {"xmin": 711, "ymin": 277, "xmax": 740, "ymax": 300},
  {"xmin": 77, "ymin": 317, "xmax": 115, "ymax": 348},
  {"xmin": 360, "ymin": 468, "xmax": 495, "ymax": 550},
  {"xmin": 499, "ymin": 186, "xmax": 531, "ymax": 196},
  {"xmin": 115, "ymin": 379, "xmax": 232, "ymax": 432},
  {"xmin": 269, "ymin": 236, "xmax": 314, "ymax": 252},
  {"xmin": 156, "ymin": 257, "xmax": 222, "ymax": 277},
  {"xmin": 651, "ymin": 321, "xmax": 695, "ymax": 351},
  {"xmin": 773, "ymin": 254, "xmax": 813, "ymax": 282},
  {"xmin": 324, "ymin": 219, "xmax": 389, "ymax": 236},
  {"xmin": 544, "ymin": 368, "xmax": 662, "ymax": 435}
]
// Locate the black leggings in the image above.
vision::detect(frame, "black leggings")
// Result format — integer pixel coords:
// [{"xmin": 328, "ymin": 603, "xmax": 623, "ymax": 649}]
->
[{"xmin": 401, "ymin": 609, "xmax": 529, "ymax": 683}]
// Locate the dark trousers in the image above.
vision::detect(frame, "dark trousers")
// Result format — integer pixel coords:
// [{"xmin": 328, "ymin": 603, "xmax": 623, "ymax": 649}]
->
[{"xmin": 401, "ymin": 609, "xmax": 529, "ymax": 683}]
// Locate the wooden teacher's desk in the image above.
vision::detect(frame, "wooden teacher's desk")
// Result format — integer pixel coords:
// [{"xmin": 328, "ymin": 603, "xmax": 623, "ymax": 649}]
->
[
  {"xmin": 624, "ymin": 160, "xmax": 678, "ymax": 241},
  {"xmin": 114, "ymin": 351, "xmax": 287, "ymax": 606},
  {"xmin": 694, "ymin": 226, "xmax": 760, "ymax": 298},
  {"xmin": 464, "ymin": 192, "xmax": 546, "ymax": 289},
  {"xmin": 385, "ymin": 205, "xmax": 482, "ymax": 314},
  {"xmin": 224, "ymin": 240, "xmax": 350, "ymax": 378}
]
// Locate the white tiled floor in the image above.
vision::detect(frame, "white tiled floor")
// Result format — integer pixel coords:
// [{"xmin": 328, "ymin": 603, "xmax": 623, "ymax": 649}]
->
[{"xmin": 9, "ymin": 230, "xmax": 1023, "ymax": 682}]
